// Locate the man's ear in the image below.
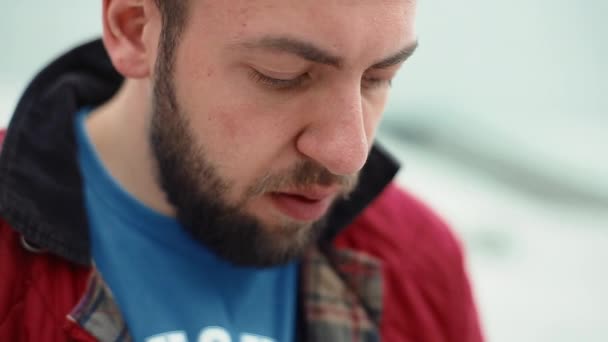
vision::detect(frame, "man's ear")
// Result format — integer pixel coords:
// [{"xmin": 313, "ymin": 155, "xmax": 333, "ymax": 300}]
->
[{"xmin": 102, "ymin": 0, "xmax": 158, "ymax": 79}]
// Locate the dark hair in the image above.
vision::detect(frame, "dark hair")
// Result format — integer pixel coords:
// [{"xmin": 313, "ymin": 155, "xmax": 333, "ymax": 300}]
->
[
  {"xmin": 152, "ymin": 0, "xmax": 190, "ymax": 115},
  {"xmin": 153, "ymin": 0, "xmax": 190, "ymax": 61}
]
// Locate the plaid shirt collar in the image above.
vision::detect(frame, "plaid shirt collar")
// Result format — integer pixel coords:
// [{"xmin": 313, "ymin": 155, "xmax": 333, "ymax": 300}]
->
[{"xmin": 69, "ymin": 246, "xmax": 383, "ymax": 342}]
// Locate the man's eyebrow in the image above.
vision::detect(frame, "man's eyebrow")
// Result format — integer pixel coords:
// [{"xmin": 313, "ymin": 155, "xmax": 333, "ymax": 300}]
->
[
  {"xmin": 371, "ymin": 40, "xmax": 419, "ymax": 69},
  {"xmin": 238, "ymin": 36, "xmax": 418, "ymax": 70},
  {"xmin": 241, "ymin": 36, "xmax": 343, "ymax": 67}
]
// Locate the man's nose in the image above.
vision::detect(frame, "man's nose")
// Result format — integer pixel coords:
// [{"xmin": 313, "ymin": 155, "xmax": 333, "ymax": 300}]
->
[{"xmin": 296, "ymin": 85, "xmax": 370, "ymax": 176}]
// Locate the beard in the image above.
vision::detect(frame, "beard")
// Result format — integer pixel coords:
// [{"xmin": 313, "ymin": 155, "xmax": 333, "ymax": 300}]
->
[{"xmin": 148, "ymin": 48, "xmax": 358, "ymax": 267}]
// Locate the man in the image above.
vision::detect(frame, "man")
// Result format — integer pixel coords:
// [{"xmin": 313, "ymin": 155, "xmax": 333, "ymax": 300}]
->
[{"xmin": 0, "ymin": 0, "xmax": 484, "ymax": 341}]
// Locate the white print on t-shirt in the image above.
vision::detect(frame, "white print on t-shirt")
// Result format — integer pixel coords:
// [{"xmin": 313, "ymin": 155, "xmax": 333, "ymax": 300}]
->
[{"xmin": 146, "ymin": 327, "xmax": 276, "ymax": 342}]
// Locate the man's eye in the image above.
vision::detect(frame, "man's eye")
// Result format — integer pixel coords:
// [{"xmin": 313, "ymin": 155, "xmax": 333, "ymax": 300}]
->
[
  {"xmin": 249, "ymin": 70, "xmax": 306, "ymax": 90},
  {"xmin": 362, "ymin": 76, "xmax": 392, "ymax": 90}
]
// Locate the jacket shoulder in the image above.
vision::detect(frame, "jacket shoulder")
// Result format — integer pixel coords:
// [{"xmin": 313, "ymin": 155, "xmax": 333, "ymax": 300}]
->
[
  {"xmin": 334, "ymin": 182, "xmax": 484, "ymax": 341},
  {"xmin": 0, "ymin": 218, "xmax": 91, "ymax": 340},
  {"xmin": 337, "ymin": 182, "xmax": 463, "ymax": 265}
]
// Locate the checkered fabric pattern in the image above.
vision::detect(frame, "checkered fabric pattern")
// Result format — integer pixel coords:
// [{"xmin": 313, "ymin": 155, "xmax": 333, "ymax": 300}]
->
[
  {"xmin": 69, "ymin": 270, "xmax": 132, "ymax": 342},
  {"xmin": 301, "ymin": 247, "xmax": 382, "ymax": 342},
  {"xmin": 70, "ymin": 246, "xmax": 383, "ymax": 342}
]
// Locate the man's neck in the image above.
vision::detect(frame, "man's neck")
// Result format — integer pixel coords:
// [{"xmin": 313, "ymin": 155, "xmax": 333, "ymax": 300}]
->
[{"xmin": 85, "ymin": 79, "xmax": 176, "ymax": 217}]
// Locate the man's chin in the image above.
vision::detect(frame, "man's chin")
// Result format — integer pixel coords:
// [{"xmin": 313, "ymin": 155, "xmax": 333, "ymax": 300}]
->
[{"xmin": 178, "ymin": 208, "xmax": 324, "ymax": 268}]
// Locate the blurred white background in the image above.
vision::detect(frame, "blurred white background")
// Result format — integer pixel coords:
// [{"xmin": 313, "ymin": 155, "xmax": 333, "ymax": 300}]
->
[{"xmin": 1, "ymin": 2, "xmax": 606, "ymax": 341}]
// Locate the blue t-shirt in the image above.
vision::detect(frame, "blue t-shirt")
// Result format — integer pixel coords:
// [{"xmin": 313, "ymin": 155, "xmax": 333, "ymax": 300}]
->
[{"xmin": 75, "ymin": 108, "xmax": 298, "ymax": 342}]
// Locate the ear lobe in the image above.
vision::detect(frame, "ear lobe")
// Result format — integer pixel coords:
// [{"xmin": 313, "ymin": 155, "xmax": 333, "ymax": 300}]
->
[{"xmin": 102, "ymin": 0, "xmax": 154, "ymax": 79}]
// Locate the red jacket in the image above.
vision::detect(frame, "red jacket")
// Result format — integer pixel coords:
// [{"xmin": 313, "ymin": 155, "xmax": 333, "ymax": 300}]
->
[{"xmin": 0, "ymin": 41, "xmax": 484, "ymax": 341}]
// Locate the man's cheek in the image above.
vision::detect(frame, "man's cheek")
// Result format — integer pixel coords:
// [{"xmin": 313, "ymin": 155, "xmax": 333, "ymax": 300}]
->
[{"xmin": 216, "ymin": 111, "xmax": 241, "ymax": 141}]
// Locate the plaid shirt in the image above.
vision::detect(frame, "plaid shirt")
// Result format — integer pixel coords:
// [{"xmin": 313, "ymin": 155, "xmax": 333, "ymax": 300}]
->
[{"xmin": 68, "ymin": 246, "xmax": 383, "ymax": 342}]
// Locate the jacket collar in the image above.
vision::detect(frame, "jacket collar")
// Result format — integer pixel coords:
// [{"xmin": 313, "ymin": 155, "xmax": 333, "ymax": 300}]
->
[{"xmin": 0, "ymin": 39, "xmax": 399, "ymax": 266}]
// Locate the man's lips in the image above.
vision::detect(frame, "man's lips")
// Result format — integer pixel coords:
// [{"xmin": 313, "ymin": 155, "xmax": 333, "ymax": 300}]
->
[{"xmin": 269, "ymin": 188, "xmax": 338, "ymax": 222}]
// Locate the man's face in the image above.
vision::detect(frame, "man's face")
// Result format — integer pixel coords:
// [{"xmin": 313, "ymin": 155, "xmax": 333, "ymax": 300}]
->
[{"xmin": 149, "ymin": 0, "xmax": 417, "ymax": 266}]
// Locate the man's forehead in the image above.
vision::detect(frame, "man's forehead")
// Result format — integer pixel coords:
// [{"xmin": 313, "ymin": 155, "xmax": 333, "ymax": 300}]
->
[
  {"xmin": 194, "ymin": 0, "xmax": 416, "ymax": 36},
  {"xmin": 195, "ymin": 0, "xmax": 417, "ymax": 65},
  {"xmin": 204, "ymin": 0, "xmax": 415, "ymax": 14}
]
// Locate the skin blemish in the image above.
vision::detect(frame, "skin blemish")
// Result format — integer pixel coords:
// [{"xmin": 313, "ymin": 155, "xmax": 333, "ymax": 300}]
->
[{"xmin": 218, "ymin": 110, "xmax": 240, "ymax": 140}]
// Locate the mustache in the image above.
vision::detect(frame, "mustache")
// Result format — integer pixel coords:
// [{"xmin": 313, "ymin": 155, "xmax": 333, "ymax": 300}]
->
[{"xmin": 246, "ymin": 160, "xmax": 359, "ymax": 199}]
